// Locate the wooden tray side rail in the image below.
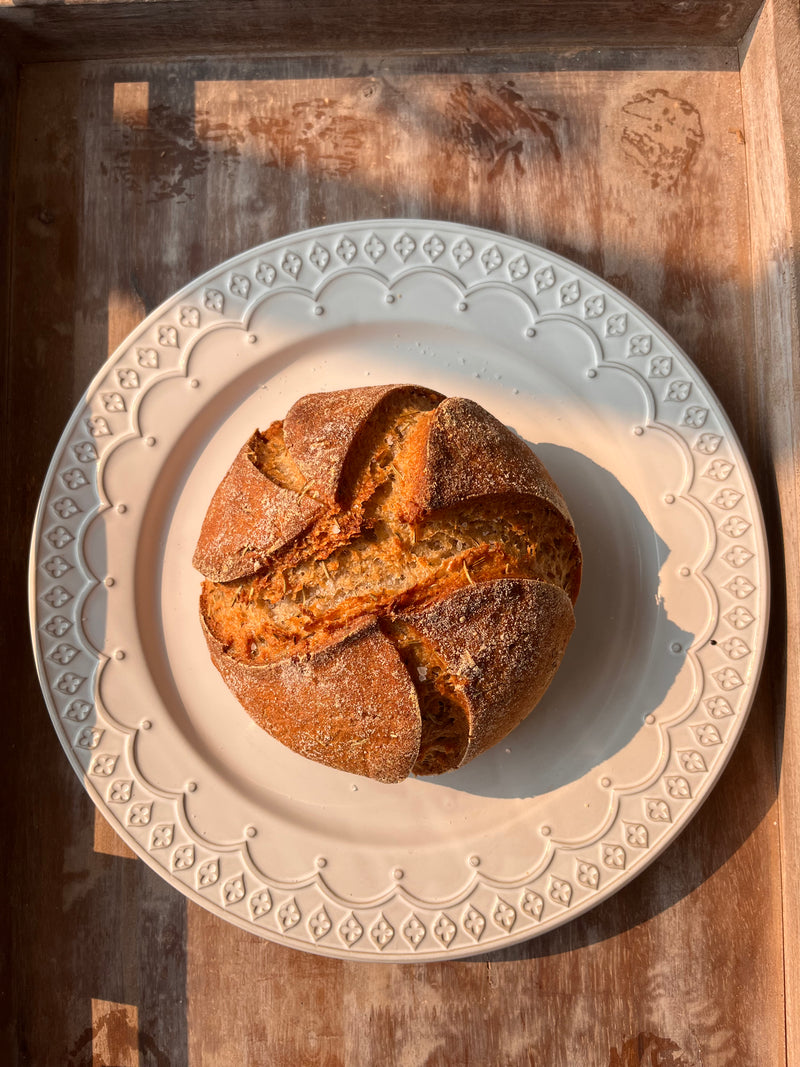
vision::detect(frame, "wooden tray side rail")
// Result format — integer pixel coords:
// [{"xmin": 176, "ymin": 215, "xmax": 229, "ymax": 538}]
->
[
  {"xmin": 740, "ymin": 1, "xmax": 800, "ymax": 1061},
  {"xmin": 0, "ymin": 0, "xmax": 766, "ymax": 62}
]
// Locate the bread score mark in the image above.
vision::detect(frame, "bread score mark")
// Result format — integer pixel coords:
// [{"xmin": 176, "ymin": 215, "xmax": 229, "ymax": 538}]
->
[
  {"xmin": 195, "ymin": 384, "xmax": 582, "ymax": 782},
  {"xmin": 395, "ymin": 578, "xmax": 576, "ymax": 773},
  {"xmin": 200, "ymin": 499, "xmax": 574, "ymax": 665}
]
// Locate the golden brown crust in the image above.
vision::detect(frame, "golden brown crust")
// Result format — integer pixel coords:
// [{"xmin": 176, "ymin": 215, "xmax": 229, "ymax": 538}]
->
[
  {"xmin": 284, "ymin": 383, "xmax": 444, "ymax": 505},
  {"xmin": 397, "ymin": 578, "xmax": 575, "ymax": 771},
  {"xmin": 201, "ymin": 613, "xmax": 422, "ymax": 784},
  {"xmin": 403, "ymin": 397, "xmax": 581, "ymax": 602},
  {"xmin": 192, "ymin": 433, "xmax": 323, "ymax": 583},
  {"xmin": 404, "ymin": 396, "xmax": 568, "ymax": 516},
  {"xmin": 194, "ymin": 385, "xmax": 582, "ymax": 782}
]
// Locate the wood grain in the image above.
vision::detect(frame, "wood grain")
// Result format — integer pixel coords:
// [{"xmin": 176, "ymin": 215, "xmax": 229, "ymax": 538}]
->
[
  {"xmin": 3, "ymin": 12, "xmax": 797, "ymax": 1065},
  {"xmin": 91, "ymin": 999, "xmax": 139, "ymax": 1067},
  {"xmin": 0, "ymin": 0, "xmax": 764, "ymax": 64},
  {"xmin": 740, "ymin": 0, "xmax": 800, "ymax": 1058},
  {"xmin": 3, "ymin": 63, "xmax": 190, "ymax": 1067},
  {"xmin": 94, "ymin": 812, "xmax": 137, "ymax": 859}
]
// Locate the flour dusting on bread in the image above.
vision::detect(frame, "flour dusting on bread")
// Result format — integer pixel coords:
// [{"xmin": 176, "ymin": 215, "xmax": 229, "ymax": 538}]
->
[{"xmin": 194, "ymin": 384, "xmax": 581, "ymax": 783}]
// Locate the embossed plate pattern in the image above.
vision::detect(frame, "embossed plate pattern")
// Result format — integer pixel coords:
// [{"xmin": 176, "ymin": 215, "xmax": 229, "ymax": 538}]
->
[{"xmin": 29, "ymin": 220, "xmax": 768, "ymax": 960}]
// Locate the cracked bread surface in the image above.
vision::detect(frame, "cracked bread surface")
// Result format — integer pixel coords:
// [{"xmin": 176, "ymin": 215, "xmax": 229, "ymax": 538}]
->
[{"xmin": 195, "ymin": 384, "xmax": 581, "ymax": 783}]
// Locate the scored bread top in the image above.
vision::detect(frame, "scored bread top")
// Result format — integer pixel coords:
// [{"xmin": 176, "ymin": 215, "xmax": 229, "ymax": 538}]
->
[
  {"xmin": 400, "ymin": 395, "xmax": 580, "ymax": 605},
  {"xmin": 397, "ymin": 578, "xmax": 575, "ymax": 770},
  {"xmin": 192, "ymin": 432, "xmax": 323, "ymax": 583},
  {"xmin": 194, "ymin": 384, "xmax": 444, "ymax": 583},
  {"xmin": 195, "ymin": 384, "xmax": 582, "ymax": 782},
  {"xmin": 202, "ymin": 613, "xmax": 422, "ymax": 783},
  {"xmin": 284, "ymin": 383, "xmax": 445, "ymax": 505},
  {"xmin": 402, "ymin": 396, "xmax": 572, "ymax": 528}
]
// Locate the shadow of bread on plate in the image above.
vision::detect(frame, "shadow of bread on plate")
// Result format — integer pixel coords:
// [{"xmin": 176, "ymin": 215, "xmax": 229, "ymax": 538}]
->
[{"xmin": 193, "ymin": 384, "xmax": 582, "ymax": 784}]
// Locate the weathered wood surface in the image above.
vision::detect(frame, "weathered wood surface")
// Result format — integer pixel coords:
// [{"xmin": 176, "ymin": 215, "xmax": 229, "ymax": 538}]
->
[
  {"xmin": 0, "ymin": 0, "xmax": 765, "ymax": 62},
  {"xmin": 0, "ymin": 44, "xmax": 17, "ymax": 477},
  {"xmin": 740, "ymin": 0, "xmax": 800, "ymax": 1061},
  {"xmin": 3, "ymin": 0, "xmax": 798, "ymax": 1061}
]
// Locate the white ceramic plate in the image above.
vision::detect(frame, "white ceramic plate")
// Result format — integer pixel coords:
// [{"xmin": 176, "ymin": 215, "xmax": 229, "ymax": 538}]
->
[{"xmin": 29, "ymin": 220, "xmax": 768, "ymax": 960}]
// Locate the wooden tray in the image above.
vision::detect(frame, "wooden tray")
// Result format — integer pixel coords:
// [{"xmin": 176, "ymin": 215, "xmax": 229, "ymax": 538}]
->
[{"xmin": 2, "ymin": 1, "xmax": 797, "ymax": 1062}]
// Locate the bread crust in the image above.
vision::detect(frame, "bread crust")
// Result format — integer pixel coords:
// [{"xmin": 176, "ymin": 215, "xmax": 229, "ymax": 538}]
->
[
  {"xmin": 403, "ymin": 396, "xmax": 581, "ymax": 602},
  {"xmin": 201, "ymin": 612, "xmax": 422, "ymax": 784},
  {"xmin": 194, "ymin": 385, "xmax": 582, "ymax": 782},
  {"xmin": 397, "ymin": 578, "xmax": 575, "ymax": 770},
  {"xmin": 200, "ymin": 577, "xmax": 574, "ymax": 781},
  {"xmin": 284, "ymin": 383, "xmax": 444, "ymax": 505},
  {"xmin": 192, "ymin": 432, "xmax": 323, "ymax": 583},
  {"xmin": 405, "ymin": 396, "xmax": 568, "ymax": 512}
]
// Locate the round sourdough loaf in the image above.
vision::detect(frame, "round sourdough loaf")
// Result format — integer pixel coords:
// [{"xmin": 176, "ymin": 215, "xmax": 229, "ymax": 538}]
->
[{"xmin": 194, "ymin": 384, "xmax": 582, "ymax": 783}]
